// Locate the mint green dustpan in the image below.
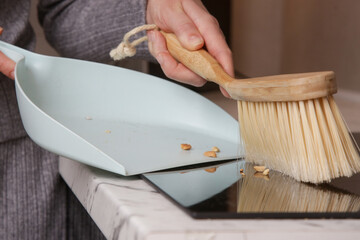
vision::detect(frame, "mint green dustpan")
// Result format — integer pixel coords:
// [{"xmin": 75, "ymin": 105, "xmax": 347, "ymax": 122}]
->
[{"xmin": 0, "ymin": 40, "xmax": 242, "ymax": 175}]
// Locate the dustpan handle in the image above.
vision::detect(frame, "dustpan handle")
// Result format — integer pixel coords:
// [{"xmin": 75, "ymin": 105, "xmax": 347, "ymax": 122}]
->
[{"xmin": 0, "ymin": 40, "xmax": 31, "ymax": 63}]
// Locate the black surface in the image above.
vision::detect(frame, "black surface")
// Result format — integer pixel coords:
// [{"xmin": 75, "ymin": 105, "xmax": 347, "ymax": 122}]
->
[{"xmin": 143, "ymin": 133, "xmax": 360, "ymax": 219}]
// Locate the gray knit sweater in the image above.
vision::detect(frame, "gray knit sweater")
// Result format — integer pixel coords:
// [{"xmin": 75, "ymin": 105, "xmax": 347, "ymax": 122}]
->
[
  {"xmin": 0, "ymin": 0, "xmax": 149, "ymax": 239},
  {"xmin": 1, "ymin": 0, "xmax": 149, "ymax": 143}
]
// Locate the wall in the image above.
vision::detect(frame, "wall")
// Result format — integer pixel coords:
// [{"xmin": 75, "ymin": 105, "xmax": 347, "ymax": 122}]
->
[{"xmin": 232, "ymin": 0, "xmax": 360, "ymax": 92}]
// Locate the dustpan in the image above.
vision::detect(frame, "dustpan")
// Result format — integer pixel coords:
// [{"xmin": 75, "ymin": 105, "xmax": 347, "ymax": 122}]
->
[{"xmin": 0, "ymin": 40, "xmax": 241, "ymax": 175}]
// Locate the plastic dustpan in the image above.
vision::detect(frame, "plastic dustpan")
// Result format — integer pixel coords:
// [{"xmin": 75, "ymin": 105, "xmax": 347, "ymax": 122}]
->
[{"xmin": 0, "ymin": 40, "xmax": 242, "ymax": 175}]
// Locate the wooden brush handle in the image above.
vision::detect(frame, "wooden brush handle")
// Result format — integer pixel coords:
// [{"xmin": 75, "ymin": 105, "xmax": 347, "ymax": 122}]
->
[
  {"xmin": 162, "ymin": 31, "xmax": 337, "ymax": 102},
  {"xmin": 161, "ymin": 31, "xmax": 234, "ymax": 87}
]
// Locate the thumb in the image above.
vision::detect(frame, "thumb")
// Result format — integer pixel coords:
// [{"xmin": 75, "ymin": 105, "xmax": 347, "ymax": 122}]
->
[
  {"xmin": 0, "ymin": 27, "xmax": 15, "ymax": 80},
  {"xmin": 0, "ymin": 51, "xmax": 16, "ymax": 80},
  {"xmin": 163, "ymin": 6, "xmax": 204, "ymax": 50}
]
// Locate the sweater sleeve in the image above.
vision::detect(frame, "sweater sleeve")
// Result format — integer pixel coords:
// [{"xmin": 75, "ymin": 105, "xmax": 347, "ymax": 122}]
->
[{"xmin": 38, "ymin": 0, "xmax": 151, "ymax": 63}]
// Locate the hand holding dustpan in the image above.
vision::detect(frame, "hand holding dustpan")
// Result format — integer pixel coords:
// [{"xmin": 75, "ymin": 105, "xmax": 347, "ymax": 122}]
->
[{"xmin": 0, "ymin": 27, "xmax": 16, "ymax": 80}]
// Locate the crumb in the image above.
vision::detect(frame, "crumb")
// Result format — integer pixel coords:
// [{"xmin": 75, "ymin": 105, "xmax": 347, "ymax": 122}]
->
[
  {"xmin": 204, "ymin": 151, "xmax": 217, "ymax": 158},
  {"xmin": 181, "ymin": 144, "xmax": 192, "ymax": 150},
  {"xmin": 253, "ymin": 166, "xmax": 266, "ymax": 172},
  {"xmin": 262, "ymin": 169, "xmax": 270, "ymax": 176},
  {"xmin": 205, "ymin": 167, "xmax": 217, "ymax": 173},
  {"xmin": 212, "ymin": 146, "xmax": 220, "ymax": 152},
  {"xmin": 253, "ymin": 172, "xmax": 270, "ymax": 181}
]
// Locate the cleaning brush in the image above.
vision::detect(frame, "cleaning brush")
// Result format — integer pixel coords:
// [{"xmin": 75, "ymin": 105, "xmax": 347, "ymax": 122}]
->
[
  {"xmin": 160, "ymin": 32, "xmax": 360, "ymax": 184},
  {"xmin": 110, "ymin": 27, "xmax": 360, "ymax": 184}
]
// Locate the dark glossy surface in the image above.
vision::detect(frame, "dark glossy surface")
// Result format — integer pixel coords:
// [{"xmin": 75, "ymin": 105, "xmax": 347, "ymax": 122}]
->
[{"xmin": 143, "ymin": 133, "xmax": 360, "ymax": 219}]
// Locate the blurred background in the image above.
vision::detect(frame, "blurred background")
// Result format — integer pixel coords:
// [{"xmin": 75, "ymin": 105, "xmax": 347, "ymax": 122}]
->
[{"xmin": 232, "ymin": 0, "xmax": 360, "ymax": 93}]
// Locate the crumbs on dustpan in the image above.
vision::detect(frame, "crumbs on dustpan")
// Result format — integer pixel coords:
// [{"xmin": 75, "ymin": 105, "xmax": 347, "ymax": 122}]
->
[
  {"xmin": 105, "ymin": 130, "xmax": 111, "ymax": 134},
  {"xmin": 205, "ymin": 167, "xmax": 217, "ymax": 173},
  {"xmin": 180, "ymin": 143, "xmax": 192, "ymax": 150},
  {"xmin": 212, "ymin": 146, "xmax": 220, "ymax": 152},
  {"xmin": 204, "ymin": 151, "xmax": 217, "ymax": 158}
]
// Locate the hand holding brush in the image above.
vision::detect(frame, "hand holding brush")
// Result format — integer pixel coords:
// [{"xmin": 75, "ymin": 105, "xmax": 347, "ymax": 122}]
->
[{"xmin": 111, "ymin": 27, "xmax": 360, "ymax": 184}]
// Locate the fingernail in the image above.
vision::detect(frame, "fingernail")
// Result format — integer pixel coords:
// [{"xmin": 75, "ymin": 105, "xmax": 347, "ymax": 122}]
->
[
  {"xmin": 189, "ymin": 35, "xmax": 203, "ymax": 48},
  {"xmin": 10, "ymin": 71, "xmax": 15, "ymax": 79}
]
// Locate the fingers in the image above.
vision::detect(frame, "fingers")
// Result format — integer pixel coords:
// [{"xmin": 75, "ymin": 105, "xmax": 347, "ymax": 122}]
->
[
  {"xmin": 146, "ymin": 0, "xmax": 204, "ymax": 51},
  {"xmin": 146, "ymin": 0, "xmax": 233, "ymax": 94},
  {"xmin": 148, "ymin": 30, "xmax": 206, "ymax": 87},
  {"xmin": 182, "ymin": 0, "xmax": 234, "ymax": 77},
  {"xmin": 162, "ymin": 4, "xmax": 204, "ymax": 50},
  {"xmin": 0, "ymin": 27, "xmax": 15, "ymax": 80},
  {"xmin": 219, "ymin": 86, "xmax": 231, "ymax": 98},
  {"xmin": 0, "ymin": 51, "xmax": 15, "ymax": 80}
]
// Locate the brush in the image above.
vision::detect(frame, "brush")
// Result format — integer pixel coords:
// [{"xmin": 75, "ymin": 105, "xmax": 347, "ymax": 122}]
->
[{"xmin": 161, "ymin": 31, "xmax": 360, "ymax": 184}]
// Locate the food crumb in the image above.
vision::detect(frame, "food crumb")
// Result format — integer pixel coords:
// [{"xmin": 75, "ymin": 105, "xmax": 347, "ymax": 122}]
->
[
  {"xmin": 240, "ymin": 168, "xmax": 244, "ymax": 173},
  {"xmin": 262, "ymin": 169, "xmax": 270, "ymax": 176},
  {"xmin": 205, "ymin": 167, "xmax": 217, "ymax": 173},
  {"xmin": 204, "ymin": 151, "xmax": 217, "ymax": 158},
  {"xmin": 211, "ymin": 146, "xmax": 220, "ymax": 152},
  {"xmin": 181, "ymin": 144, "xmax": 192, "ymax": 150},
  {"xmin": 85, "ymin": 116, "xmax": 93, "ymax": 120},
  {"xmin": 253, "ymin": 172, "xmax": 270, "ymax": 181},
  {"xmin": 254, "ymin": 165, "xmax": 266, "ymax": 172},
  {"xmin": 105, "ymin": 130, "xmax": 111, "ymax": 134},
  {"xmin": 241, "ymin": 172, "xmax": 245, "ymax": 176}
]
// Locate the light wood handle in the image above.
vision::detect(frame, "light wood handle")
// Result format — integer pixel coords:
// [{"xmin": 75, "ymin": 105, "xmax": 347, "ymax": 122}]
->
[
  {"xmin": 162, "ymin": 31, "xmax": 337, "ymax": 102},
  {"xmin": 161, "ymin": 31, "xmax": 234, "ymax": 88}
]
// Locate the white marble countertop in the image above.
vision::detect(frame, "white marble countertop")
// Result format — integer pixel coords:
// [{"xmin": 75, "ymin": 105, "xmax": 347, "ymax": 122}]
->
[{"xmin": 59, "ymin": 89, "xmax": 360, "ymax": 240}]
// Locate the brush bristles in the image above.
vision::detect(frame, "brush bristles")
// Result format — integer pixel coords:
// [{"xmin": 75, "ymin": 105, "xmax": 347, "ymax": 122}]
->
[
  {"xmin": 237, "ymin": 164, "xmax": 360, "ymax": 213},
  {"xmin": 237, "ymin": 96, "xmax": 360, "ymax": 183}
]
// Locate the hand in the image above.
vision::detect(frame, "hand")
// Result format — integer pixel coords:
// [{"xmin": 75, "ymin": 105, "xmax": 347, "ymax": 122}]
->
[
  {"xmin": 0, "ymin": 51, "xmax": 15, "ymax": 80},
  {"xmin": 146, "ymin": 0, "xmax": 233, "ymax": 97},
  {"xmin": 0, "ymin": 27, "xmax": 15, "ymax": 80}
]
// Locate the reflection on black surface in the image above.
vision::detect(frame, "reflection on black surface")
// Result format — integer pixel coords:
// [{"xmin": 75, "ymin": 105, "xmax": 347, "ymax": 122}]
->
[
  {"xmin": 143, "ymin": 133, "xmax": 360, "ymax": 218},
  {"xmin": 237, "ymin": 163, "xmax": 360, "ymax": 213}
]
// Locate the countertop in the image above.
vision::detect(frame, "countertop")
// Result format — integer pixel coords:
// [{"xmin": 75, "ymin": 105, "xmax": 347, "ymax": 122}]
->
[{"xmin": 59, "ymin": 89, "xmax": 360, "ymax": 240}]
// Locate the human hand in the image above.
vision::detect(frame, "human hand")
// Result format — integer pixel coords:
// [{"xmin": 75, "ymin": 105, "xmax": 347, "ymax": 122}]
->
[
  {"xmin": 0, "ymin": 27, "xmax": 15, "ymax": 80},
  {"xmin": 146, "ymin": 0, "xmax": 233, "ymax": 97}
]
